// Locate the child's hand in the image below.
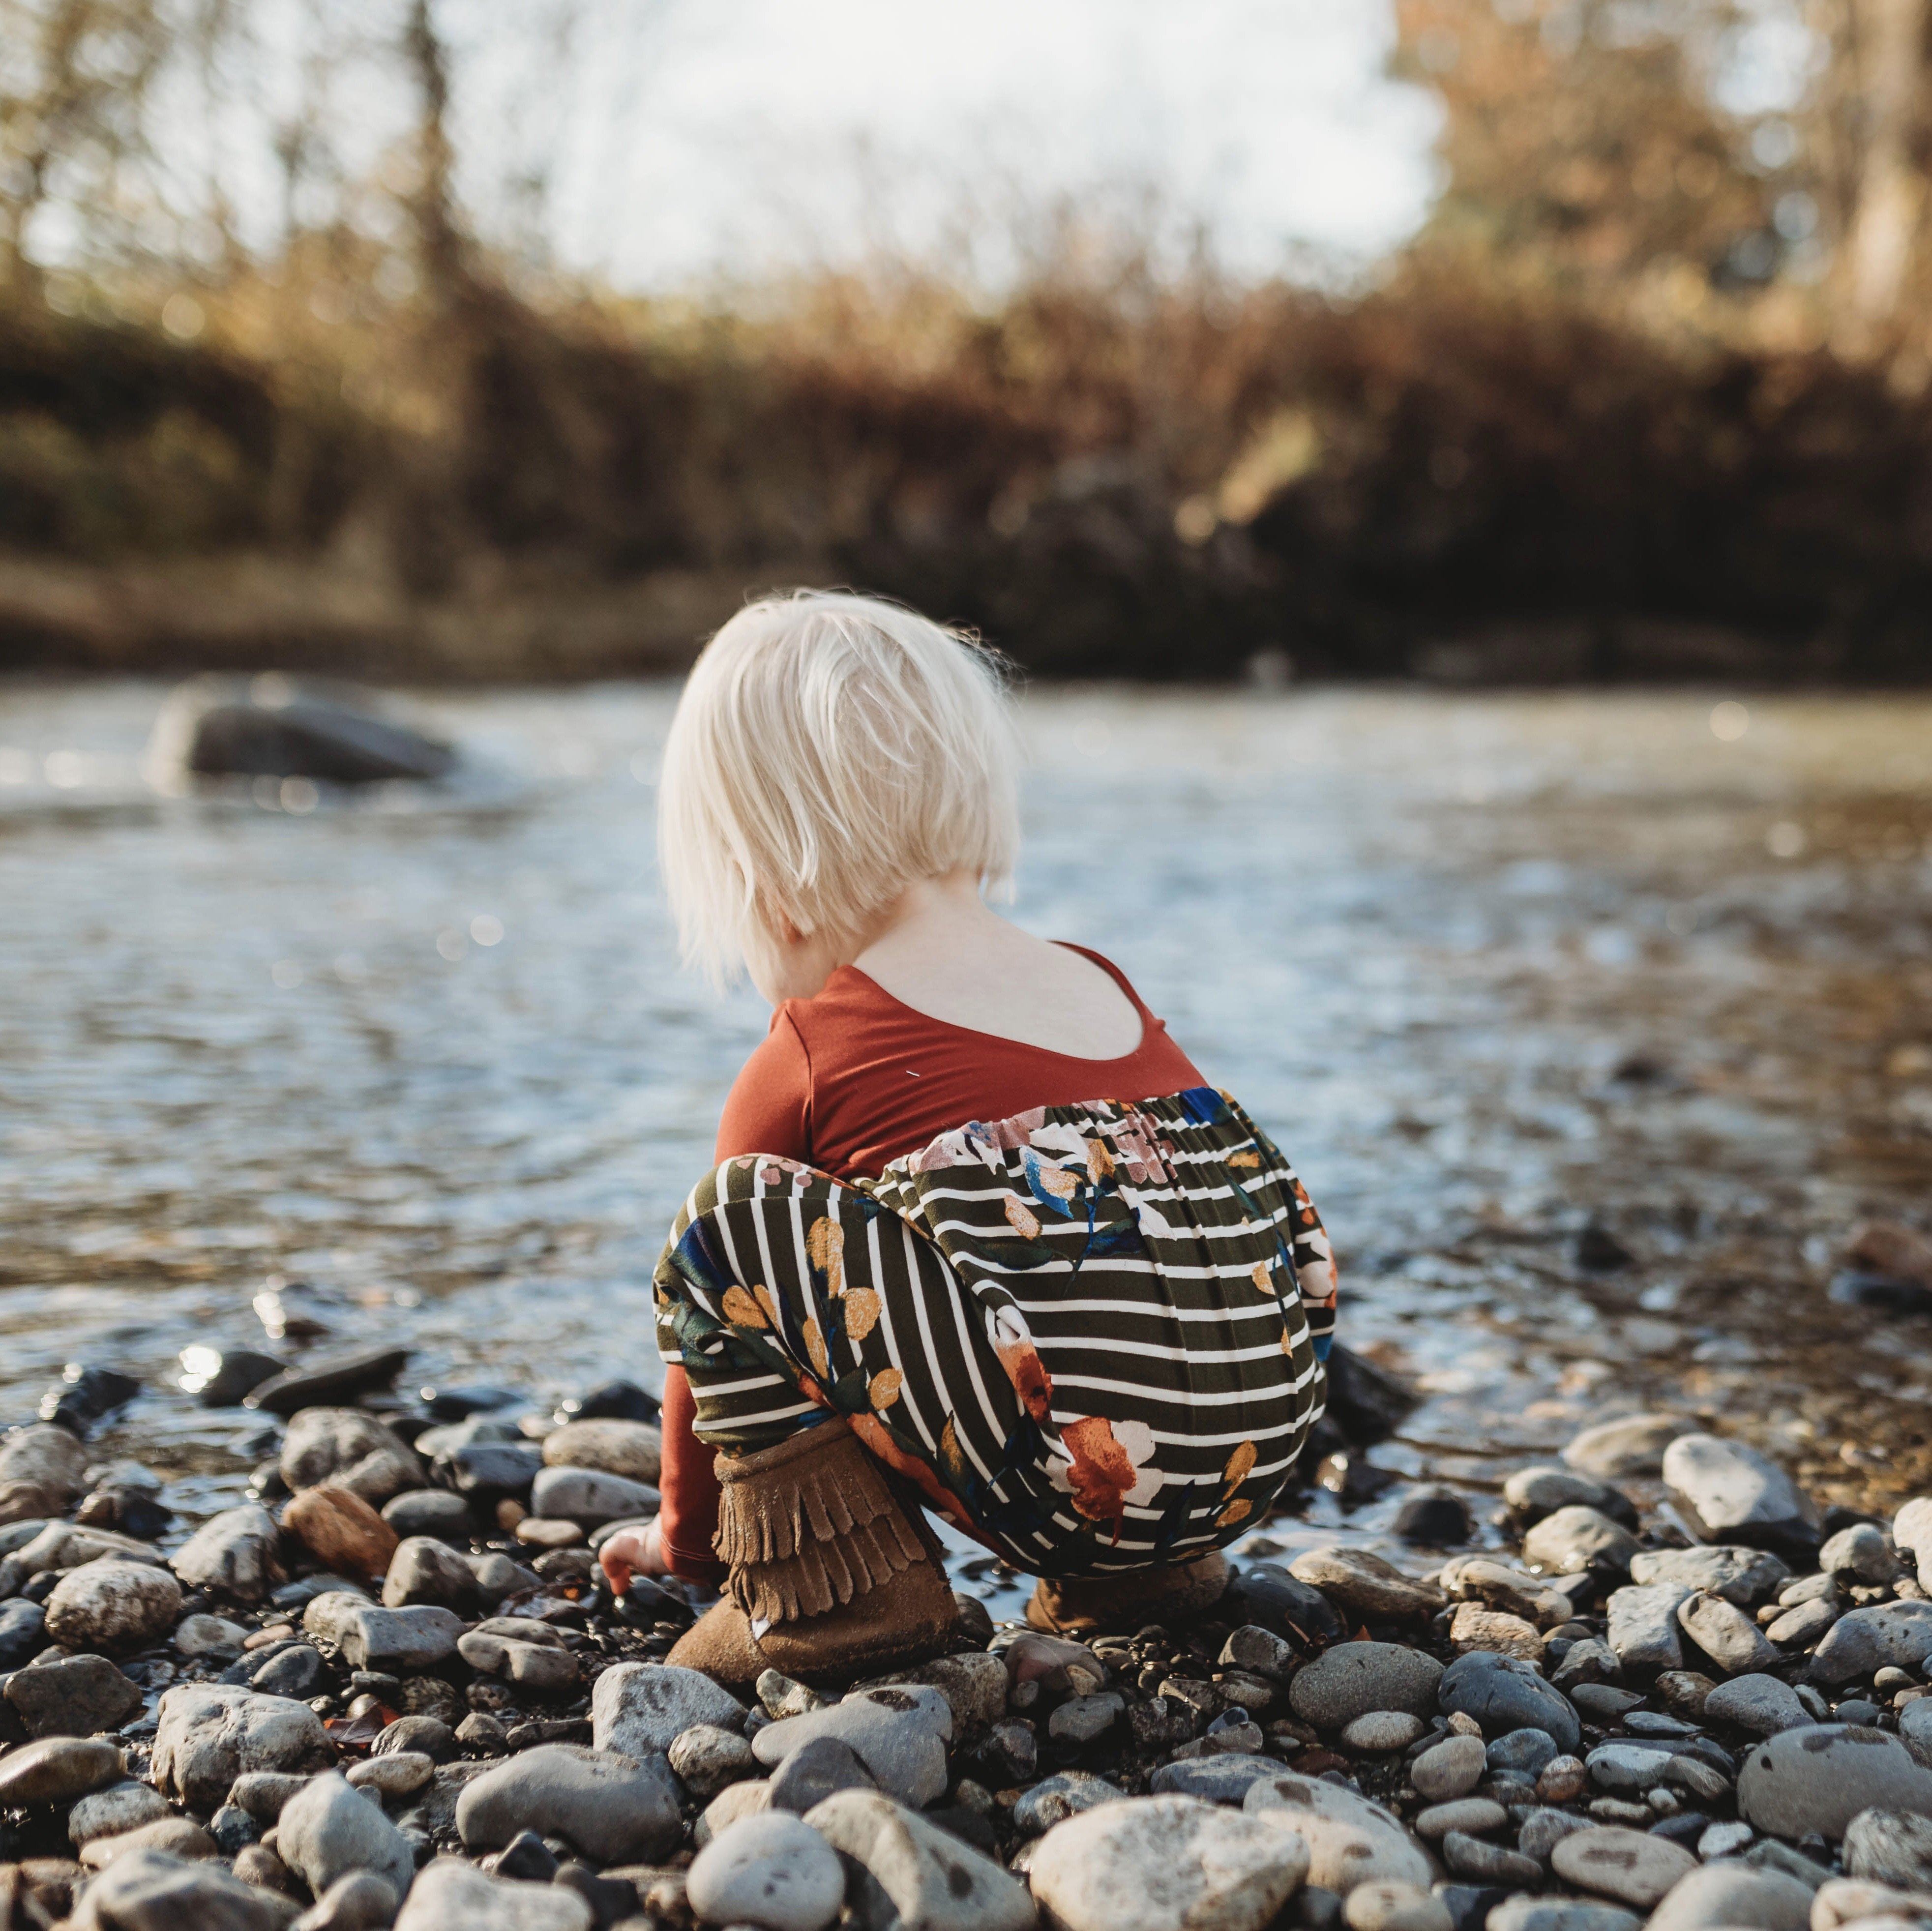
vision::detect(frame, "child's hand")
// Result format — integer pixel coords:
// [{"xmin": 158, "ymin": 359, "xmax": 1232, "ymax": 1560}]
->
[{"xmin": 599, "ymin": 1520, "xmax": 671, "ymax": 1595}]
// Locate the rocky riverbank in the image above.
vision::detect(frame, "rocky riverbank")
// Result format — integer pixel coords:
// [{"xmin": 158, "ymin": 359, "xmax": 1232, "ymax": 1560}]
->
[{"xmin": 0, "ymin": 1348, "xmax": 1929, "ymax": 1931}]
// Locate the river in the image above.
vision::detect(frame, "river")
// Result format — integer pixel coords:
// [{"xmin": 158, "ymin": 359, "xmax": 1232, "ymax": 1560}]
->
[{"xmin": 3, "ymin": 682, "xmax": 1929, "ymax": 1606}]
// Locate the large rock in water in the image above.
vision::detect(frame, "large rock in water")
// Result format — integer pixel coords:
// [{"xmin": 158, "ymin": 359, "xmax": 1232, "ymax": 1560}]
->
[
  {"xmin": 1029, "ymin": 1792, "xmax": 1301, "ymax": 1931},
  {"xmin": 1661, "ymin": 1433, "xmax": 1819, "ymax": 1560},
  {"xmin": 149, "ymin": 676, "xmax": 456, "ymax": 784}
]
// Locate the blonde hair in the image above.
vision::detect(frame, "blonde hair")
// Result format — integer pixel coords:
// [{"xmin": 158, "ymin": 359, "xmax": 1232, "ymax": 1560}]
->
[{"xmin": 658, "ymin": 590, "xmax": 1022, "ymax": 984}]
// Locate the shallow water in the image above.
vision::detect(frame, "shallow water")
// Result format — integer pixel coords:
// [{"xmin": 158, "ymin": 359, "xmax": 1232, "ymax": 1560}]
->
[{"xmin": 4, "ymin": 682, "xmax": 1930, "ymax": 1609}]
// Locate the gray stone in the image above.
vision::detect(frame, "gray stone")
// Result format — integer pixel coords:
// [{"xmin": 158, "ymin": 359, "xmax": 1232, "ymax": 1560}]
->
[
  {"xmin": 528, "ymin": 1465, "xmax": 659, "ymax": 1527},
  {"xmin": 13, "ymin": 1522, "xmax": 166, "ymax": 1572},
  {"xmin": 1048, "ymin": 1692, "xmax": 1124, "ymax": 1744},
  {"xmin": 1662, "ymin": 1434, "xmax": 1816, "ymax": 1555},
  {"xmin": 250, "ymin": 1644, "xmax": 325, "ymax": 1699},
  {"xmin": 1487, "ymin": 1727, "xmax": 1561, "ymax": 1777},
  {"xmin": 1549, "ymin": 1826, "xmax": 1697, "ymax": 1909},
  {"xmin": 1737, "ymin": 1724, "xmax": 1932, "ymax": 1840},
  {"xmin": 1517, "ymin": 1808, "xmax": 1592, "ymax": 1864},
  {"xmin": 1642, "ymin": 1861, "xmax": 1814, "ymax": 1930},
  {"xmin": 1338, "ymin": 1712, "xmax": 1426, "ymax": 1754},
  {"xmin": 1244, "ymin": 1774, "xmax": 1431, "ymax": 1894},
  {"xmin": 1439, "ymin": 1830, "xmax": 1540, "ymax": 1887},
  {"xmin": 1585, "ymin": 1740, "xmax": 1677, "ymax": 1794},
  {"xmin": 590, "ymin": 1662, "xmax": 747, "ymax": 1758},
  {"xmin": 0, "ymin": 1424, "xmax": 89, "ymax": 1503},
  {"xmin": 1896, "ymin": 1497, "xmax": 1932, "ymax": 1583},
  {"xmin": 696, "ymin": 1777, "xmax": 773, "ymax": 1848},
  {"xmin": 1766, "ymin": 1596, "xmax": 1840, "ymax": 1647},
  {"xmin": 892, "ymin": 1651, "xmax": 1009, "ymax": 1731},
  {"xmin": 1627, "ymin": 1546, "xmax": 1790, "ymax": 1607},
  {"xmin": 1289, "ymin": 1643, "xmax": 1445, "ymax": 1729},
  {"xmin": 69, "ymin": 1781, "xmax": 171, "ymax": 1845},
  {"xmin": 382, "ymin": 1537, "xmax": 476, "ymax": 1610},
  {"xmin": 1437, "ymin": 1652, "xmax": 1581, "ymax": 1755},
  {"xmin": 1220, "ymin": 1625, "xmax": 1299, "ymax": 1683},
  {"xmin": 1485, "ymin": 1901, "xmax": 1639, "ymax": 1931},
  {"xmin": 0, "ymin": 1735, "xmax": 123, "ymax": 1805},
  {"xmin": 291, "ymin": 1871, "xmax": 402, "ymax": 1931},
  {"xmin": 541, "ymin": 1419, "xmax": 663, "ymax": 1484},
  {"xmin": 5, "ymin": 1653, "xmax": 143, "ymax": 1737},
  {"xmin": 44, "ymin": 1558, "xmax": 182, "ymax": 1653},
  {"xmin": 1562, "ymin": 1414, "xmax": 1685, "ymax": 1478},
  {"xmin": 230, "ymin": 1771, "xmax": 311, "ymax": 1820},
  {"xmin": 381, "ymin": 1489, "xmax": 473, "ymax": 1543},
  {"xmin": 1844, "ymin": 1808, "xmax": 1932, "ymax": 1891},
  {"xmin": 326, "ymin": 1603, "xmax": 464, "ymax": 1672},
  {"xmin": 346, "ymin": 1750, "xmax": 434, "ymax": 1797},
  {"xmin": 170, "ymin": 1505, "xmax": 287, "ymax": 1604},
  {"xmin": 1678, "ymin": 1592, "xmax": 1779, "ymax": 1675},
  {"xmin": 393, "ymin": 1857, "xmax": 592, "ymax": 1931},
  {"xmin": 687, "ymin": 1809, "xmax": 846, "ymax": 1931},
  {"xmin": 1902, "ymin": 1698, "xmax": 1932, "ymax": 1770},
  {"xmin": 670, "ymin": 1722, "xmax": 758, "ymax": 1798},
  {"xmin": 1146, "ymin": 1757, "xmax": 1286, "ymax": 1806},
  {"xmin": 1503, "ymin": 1465, "xmax": 1634, "ymax": 1525},
  {"xmin": 1336, "ymin": 1881, "xmax": 1449, "ymax": 1931},
  {"xmin": 280, "ymin": 1408, "xmax": 422, "ymax": 1505},
  {"xmin": 175, "ymin": 1613, "xmax": 252, "ymax": 1661},
  {"xmin": 1411, "ymin": 1734, "xmax": 1488, "ymax": 1801},
  {"xmin": 1029, "ymin": 1790, "xmax": 1297, "ymax": 1931},
  {"xmin": 751, "ymin": 1688, "xmax": 951, "ymax": 1809},
  {"xmin": 466, "ymin": 1552, "xmax": 539, "ymax": 1609},
  {"xmin": 1703, "ymin": 1673, "xmax": 1813, "ymax": 1736},
  {"xmin": 457, "ymin": 1629, "xmax": 578, "ymax": 1691},
  {"xmin": 1521, "ymin": 1508, "xmax": 1638, "ymax": 1577},
  {"xmin": 1811, "ymin": 1602, "xmax": 1932, "ymax": 1685},
  {"xmin": 278, "ymin": 1769, "xmax": 416, "ymax": 1903},
  {"xmin": 455, "ymin": 1743, "xmax": 682, "ymax": 1864},
  {"xmin": 1414, "ymin": 1798, "xmax": 1507, "ymax": 1840},
  {"xmin": 809, "ymin": 1789, "xmax": 1038, "ymax": 1931},
  {"xmin": 1820, "ymin": 1522, "xmax": 1903, "ymax": 1585},
  {"xmin": 766, "ymin": 1735, "xmax": 876, "ymax": 1814},
  {"xmin": 1605, "ymin": 1583, "xmax": 1693, "ymax": 1675},
  {"xmin": 1288, "ymin": 1547, "xmax": 1444, "ymax": 1624},
  {"xmin": 372, "ymin": 1714, "xmax": 455, "ymax": 1762},
  {"xmin": 71, "ymin": 1845, "xmax": 284, "ymax": 1931},
  {"xmin": 151, "ymin": 1683, "xmax": 334, "ymax": 1812}
]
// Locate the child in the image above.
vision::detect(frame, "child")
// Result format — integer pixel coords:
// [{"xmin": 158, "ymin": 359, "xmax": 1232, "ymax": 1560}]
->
[{"xmin": 599, "ymin": 591, "xmax": 1336, "ymax": 1687}]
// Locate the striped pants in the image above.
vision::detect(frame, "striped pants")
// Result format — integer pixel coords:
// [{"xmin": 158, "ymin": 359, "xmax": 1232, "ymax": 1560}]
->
[{"xmin": 654, "ymin": 1086, "xmax": 1334, "ymax": 1577}]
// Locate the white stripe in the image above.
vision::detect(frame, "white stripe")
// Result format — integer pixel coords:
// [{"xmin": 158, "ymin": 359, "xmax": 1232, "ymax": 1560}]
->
[
  {"xmin": 1006, "ymin": 1293, "xmax": 1285, "ymax": 1323},
  {"xmin": 725, "ymin": 1398, "xmax": 822, "ymax": 1427},
  {"xmin": 1038, "ymin": 1335, "xmax": 1296, "ymax": 1367},
  {"xmin": 1048, "ymin": 1364, "xmax": 1320, "ymax": 1406}
]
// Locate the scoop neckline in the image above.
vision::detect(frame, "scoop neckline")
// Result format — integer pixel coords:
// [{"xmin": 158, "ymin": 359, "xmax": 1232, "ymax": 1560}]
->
[{"xmin": 831, "ymin": 946, "xmax": 1153, "ymax": 1067}]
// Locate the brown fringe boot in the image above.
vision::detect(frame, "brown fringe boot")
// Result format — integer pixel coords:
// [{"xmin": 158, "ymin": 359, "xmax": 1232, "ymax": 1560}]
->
[
  {"xmin": 665, "ymin": 1418, "xmax": 961, "ymax": 1690},
  {"xmin": 1025, "ymin": 1551, "xmax": 1231, "ymax": 1634}
]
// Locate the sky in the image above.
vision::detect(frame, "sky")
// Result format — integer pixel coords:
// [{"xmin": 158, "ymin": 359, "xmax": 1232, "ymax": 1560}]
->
[{"xmin": 448, "ymin": 0, "xmax": 1446, "ymax": 289}]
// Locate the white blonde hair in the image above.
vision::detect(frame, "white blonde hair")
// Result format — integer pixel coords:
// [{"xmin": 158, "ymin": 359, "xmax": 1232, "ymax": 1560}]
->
[{"xmin": 658, "ymin": 590, "xmax": 1022, "ymax": 984}]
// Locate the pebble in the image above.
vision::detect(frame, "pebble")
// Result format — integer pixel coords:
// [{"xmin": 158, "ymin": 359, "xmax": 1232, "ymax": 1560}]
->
[
  {"xmin": 394, "ymin": 1856, "xmax": 594, "ymax": 1931},
  {"xmin": 284, "ymin": 1485, "xmax": 399, "ymax": 1579},
  {"xmin": 1439, "ymin": 1555, "xmax": 1568, "ymax": 1623},
  {"xmin": 1338, "ymin": 1711, "xmax": 1426, "ymax": 1753},
  {"xmin": 455, "ymin": 1743, "xmax": 683, "ymax": 1864},
  {"xmin": 1820, "ymin": 1521, "xmax": 1903, "ymax": 1584},
  {"xmin": 44, "ymin": 1556, "xmax": 182, "ymax": 1652},
  {"xmin": 669, "ymin": 1722, "xmax": 758, "ymax": 1798},
  {"xmin": 1562, "ymin": 1414, "xmax": 1684, "ymax": 1478},
  {"xmin": 1393, "ymin": 1489, "xmax": 1473, "ymax": 1547},
  {"xmin": 1487, "ymin": 1727, "xmax": 1560, "ymax": 1777},
  {"xmin": 1437, "ymin": 1652, "xmax": 1581, "ymax": 1755},
  {"xmin": 1702, "ymin": 1671, "xmax": 1812, "ymax": 1735},
  {"xmin": 0, "ymin": 1735, "xmax": 123, "ymax": 1805},
  {"xmin": 1414, "ymin": 1798, "xmax": 1508, "ymax": 1840},
  {"xmin": 1642, "ymin": 1861, "xmax": 1815, "ymax": 1930},
  {"xmin": 381, "ymin": 1488, "xmax": 474, "ymax": 1543},
  {"xmin": 293, "ymin": 1869, "xmax": 404, "ymax": 1931},
  {"xmin": 1896, "ymin": 1496, "xmax": 1932, "ymax": 1580},
  {"xmin": 68, "ymin": 1780, "xmax": 171, "ymax": 1845},
  {"xmin": 1504, "ymin": 1465, "xmax": 1635, "ymax": 1524},
  {"xmin": 5, "ymin": 1652, "xmax": 142, "ymax": 1737},
  {"xmin": 1440, "ymin": 1830, "xmax": 1540, "ymax": 1887},
  {"xmin": 1675, "ymin": 1591, "xmax": 1779, "ymax": 1674},
  {"xmin": 1536, "ymin": 1754, "xmax": 1588, "ymax": 1802},
  {"xmin": 1518, "ymin": 1809, "xmax": 1592, "ymax": 1863},
  {"xmin": 1225, "ymin": 1562, "xmax": 1345, "ymax": 1646},
  {"xmin": 1244, "ymin": 1774, "xmax": 1432, "ymax": 1894},
  {"xmin": 591, "ymin": 1662, "xmax": 747, "ymax": 1758},
  {"xmin": 1843, "ymin": 1808, "xmax": 1932, "ymax": 1892},
  {"xmin": 1814, "ymin": 1875, "xmax": 1932, "ymax": 1929},
  {"xmin": 278, "ymin": 1769, "xmax": 417, "ymax": 1902},
  {"xmin": 279, "ymin": 1407, "xmax": 422, "ymax": 1505},
  {"xmin": 1288, "ymin": 1643, "xmax": 1445, "ymax": 1729},
  {"xmin": 1584, "ymin": 1740, "xmax": 1676, "ymax": 1794},
  {"xmin": 250, "ymin": 1643, "xmax": 325, "ymax": 1698},
  {"xmin": 1015, "ymin": 1769, "xmax": 1127, "ymax": 1831},
  {"xmin": 327, "ymin": 1602, "xmax": 465, "ymax": 1672},
  {"xmin": 347, "ymin": 1751, "xmax": 436, "ymax": 1797},
  {"xmin": 175, "ymin": 1612, "xmax": 252, "ymax": 1660},
  {"xmin": 79, "ymin": 1814, "xmax": 220, "ymax": 1869},
  {"xmin": 382, "ymin": 1537, "xmax": 477, "ymax": 1610},
  {"xmin": 151, "ymin": 1684, "xmax": 334, "ymax": 1812},
  {"xmin": 1661, "ymin": 1433, "xmax": 1817, "ymax": 1558},
  {"xmin": 1605, "ymin": 1582, "xmax": 1693, "ymax": 1674},
  {"xmin": 457, "ymin": 1629, "xmax": 578, "ymax": 1691},
  {"xmin": 1810, "ymin": 1602, "xmax": 1932, "ymax": 1684},
  {"xmin": 1340, "ymin": 1881, "xmax": 1451, "ymax": 1931},
  {"xmin": 1901, "ymin": 1697, "xmax": 1932, "ymax": 1766},
  {"xmin": 540, "ymin": 1419, "xmax": 663, "ymax": 1483},
  {"xmin": 169, "ymin": 1503, "xmax": 288, "ymax": 1603},
  {"xmin": 78, "ymin": 1845, "xmax": 289, "ymax": 1931},
  {"xmin": 697, "ymin": 1777, "xmax": 773, "ymax": 1847},
  {"xmin": 1049, "ymin": 1691, "xmax": 1125, "ymax": 1743},
  {"xmin": 1448, "ymin": 1604, "xmax": 1544, "ymax": 1660},
  {"xmin": 686, "ymin": 1809, "xmax": 846, "ymax": 1931},
  {"xmin": 1549, "ymin": 1825, "xmax": 1697, "ymax": 1908},
  {"xmin": 1030, "ymin": 1790, "xmax": 1307, "ymax": 1931},
  {"xmin": 1486, "ymin": 1902, "xmax": 1640, "ymax": 1931},
  {"xmin": 750, "ymin": 1691, "xmax": 951, "ymax": 1808},
  {"xmin": 1520, "ymin": 1507, "xmax": 1638, "ymax": 1576},
  {"xmin": 0, "ymin": 1599, "xmax": 47, "ymax": 1669},
  {"xmin": 231, "ymin": 1770, "xmax": 311, "ymax": 1821},
  {"xmin": 528, "ymin": 1465, "xmax": 660, "ymax": 1526},
  {"xmin": 1627, "ymin": 1545, "xmax": 1790, "ymax": 1606},
  {"xmin": 765, "ymin": 1734, "xmax": 876, "ymax": 1813},
  {"xmin": 1766, "ymin": 1595, "xmax": 1841, "ymax": 1646},
  {"xmin": 1410, "ymin": 1733, "xmax": 1487, "ymax": 1800},
  {"xmin": 1736, "ymin": 1724, "xmax": 1932, "ymax": 1839},
  {"xmin": 1288, "ymin": 1546, "xmax": 1444, "ymax": 1623}
]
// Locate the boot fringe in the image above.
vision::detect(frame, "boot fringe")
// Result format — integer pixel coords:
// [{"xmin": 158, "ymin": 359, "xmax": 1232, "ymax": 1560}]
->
[{"xmin": 714, "ymin": 1421, "xmax": 927, "ymax": 1626}]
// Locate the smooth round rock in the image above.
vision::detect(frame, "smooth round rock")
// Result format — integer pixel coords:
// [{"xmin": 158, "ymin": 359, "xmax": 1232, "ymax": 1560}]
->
[
  {"xmin": 671, "ymin": 1723, "xmax": 759, "ymax": 1799},
  {"xmin": 1339, "ymin": 1711, "xmax": 1427, "ymax": 1754},
  {"xmin": 1521, "ymin": 1507, "xmax": 1638, "ymax": 1576},
  {"xmin": 686, "ymin": 1810, "xmax": 846, "ymax": 1931},
  {"xmin": 1550, "ymin": 1826, "xmax": 1697, "ymax": 1908},
  {"xmin": 347, "ymin": 1751, "xmax": 435, "ymax": 1797},
  {"xmin": 1642, "ymin": 1861, "xmax": 1814, "ymax": 1931},
  {"xmin": 1702, "ymin": 1672, "xmax": 1812, "ymax": 1736},
  {"xmin": 591, "ymin": 1662, "xmax": 748, "ymax": 1758},
  {"xmin": 44, "ymin": 1558, "xmax": 182, "ymax": 1653},
  {"xmin": 1562, "ymin": 1414, "xmax": 1684, "ymax": 1478},
  {"xmin": 455, "ymin": 1743, "xmax": 682, "ymax": 1864},
  {"xmin": 1413, "ymin": 1798, "xmax": 1507, "ymax": 1840},
  {"xmin": 1661, "ymin": 1433, "xmax": 1816, "ymax": 1557},
  {"xmin": 278, "ymin": 1769, "xmax": 416, "ymax": 1903},
  {"xmin": 1737, "ymin": 1724, "xmax": 1932, "ymax": 1840},
  {"xmin": 283, "ymin": 1485, "xmax": 399, "ymax": 1579},
  {"xmin": 0, "ymin": 1735, "xmax": 123, "ymax": 1806},
  {"xmin": 1844, "ymin": 1808, "xmax": 1932, "ymax": 1892},
  {"xmin": 1289, "ymin": 1644, "xmax": 1445, "ymax": 1730},
  {"xmin": 393, "ymin": 1857, "xmax": 593, "ymax": 1931},
  {"xmin": 1410, "ymin": 1734, "xmax": 1487, "ymax": 1801},
  {"xmin": 542, "ymin": 1420, "xmax": 662, "ymax": 1484},
  {"xmin": 169, "ymin": 1504, "xmax": 286, "ymax": 1604},
  {"xmin": 1288, "ymin": 1547, "xmax": 1443, "ymax": 1624},
  {"xmin": 1437, "ymin": 1652, "xmax": 1580, "ymax": 1755},
  {"xmin": 1486, "ymin": 1901, "xmax": 1640, "ymax": 1931},
  {"xmin": 381, "ymin": 1488, "xmax": 473, "ymax": 1543},
  {"xmin": 1244, "ymin": 1774, "xmax": 1431, "ymax": 1896},
  {"xmin": 1811, "ymin": 1602, "xmax": 1932, "ymax": 1685},
  {"xmin": 1341, "ymin": 1881, "xmax": 1451, "ymax": 1931},
  {"xmin": 69, "ymin": 1780, "xmax": 170, "ymax": 1845},
  {"xmin": 1031, "ymin": 1791, "xmax": 1309, "ymax": 1931},
  {"xmin": 805, "ymin": 1789, "xmax": 1035, "ymax": 1931}
]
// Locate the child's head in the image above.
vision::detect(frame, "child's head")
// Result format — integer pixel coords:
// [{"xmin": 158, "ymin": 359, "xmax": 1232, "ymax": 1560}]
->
[{"xmin": 658, "ymin": 590, "xmax": 1021, "ymax": 990}]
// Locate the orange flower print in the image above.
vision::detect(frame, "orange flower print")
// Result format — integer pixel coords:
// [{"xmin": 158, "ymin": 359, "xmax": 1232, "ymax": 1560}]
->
[
  {"xmin": 1004, "ymin": 1195, "xmax": 1042, "ymax": 1241},
  {"xmin": 847, "ymin": 1410, "xmax": 976, "ymax": 1531},
  {"xmin": 1055, "ymin": 1416, "xmax": 1160, "ymax": 1542},
  {"xmin": 806, "ymin": 1217, "xmax": 845, "ymax": 1295},
  {"xmin": 721, "ymin": 1285, "xmax": 768, "ymax": 1329},
  {"xmin": 985, "ymin": 1305, "xmax": 1053, "ymax": 1422}
]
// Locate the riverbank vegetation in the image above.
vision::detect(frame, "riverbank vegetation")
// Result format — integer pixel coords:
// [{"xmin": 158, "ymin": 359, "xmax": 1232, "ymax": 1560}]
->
[{"xmin": 6, "ymin": 0, "xmax": 1932, "ymax": 681}]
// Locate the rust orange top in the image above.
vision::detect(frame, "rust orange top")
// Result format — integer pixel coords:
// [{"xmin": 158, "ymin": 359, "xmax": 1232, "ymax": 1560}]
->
[{"xmin": 653, "ymin": 946, "xmax": 1206, "ymax": 1581}]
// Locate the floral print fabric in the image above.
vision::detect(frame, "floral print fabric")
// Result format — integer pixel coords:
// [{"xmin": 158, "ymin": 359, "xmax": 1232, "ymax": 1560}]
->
[{"xmin": 654, "ymin": 1085, "xmax": 1334, "ymax": 1576}]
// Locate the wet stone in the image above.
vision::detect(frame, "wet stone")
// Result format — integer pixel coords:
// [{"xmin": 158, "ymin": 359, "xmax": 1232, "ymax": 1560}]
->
[
  {"xmin": 44, "ymin": 1558, "xmax": 181, "ymax": 1653},
  {"xmin": 279, "ymin": 1407, "xmax": 422, "ymax": 1505},
  {"xmin": 381, "ymin": 1488, "xmax": 473, "ymax": 1543},
  {"xmin": 249, "ymin": 1642, "xmax": 325, "ymax": 1698},
  {"xmin": 1505, "ymin": 1465, "xmax": 1638, "ymax": 1527},
  {"xmin": 4, "ymin": 1653, "xmax": 142, "ymax": 1737},
  {"xmin": 0, "ymin": 1735, "xmax": 123, "ymax": 1805},
  {"xmin": 1605, "ymin": 1583, "xmax": 1693, "ymax": 1675},
  {"xmin": 1662, "ymin": 1434, "xmax": 1818, "ymax": 1562},
  {"xmin": 1677, "ymin": 1592, "xmax": 1779, "ymax": 1675},
  {"xmin": 1521, "ymin": 1507, "xmax": 1638, "ymax": 1577},
  {"xmin": 1288, "ymin": 1547, "xmax": 1444, "ymax": 1624},
  {"xmin": 1810, "ymin": 1601, "xmax": 1932, "ymax": 1684},
  {"xmin": 1562, "ymin": 1414, "xmax": 1684, "ymax": 1479},
  {"xmin": 1486, "ymin": 1727, "xmax": 1560, "ymax": 1777},
  {"xmin": 1411, "ymin": 1734, "xmax": 1488, "ymax": 1800},
  {"xmin": 1440, "ymin": 1830, "xmax": 1540, "ymax": 1887},
  {"xmin": 169, "ymin": 1504, "xmax": 287, "ymax": 1604}
]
